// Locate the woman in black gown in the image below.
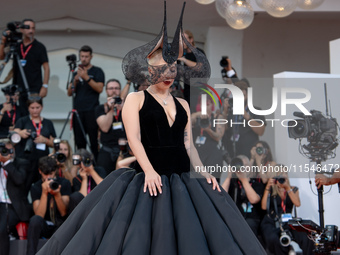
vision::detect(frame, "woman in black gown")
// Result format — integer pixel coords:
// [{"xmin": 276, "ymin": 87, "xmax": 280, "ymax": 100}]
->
[{"xmin": 37, "ymin": 3, "xmax": 266, "ymax": 255}]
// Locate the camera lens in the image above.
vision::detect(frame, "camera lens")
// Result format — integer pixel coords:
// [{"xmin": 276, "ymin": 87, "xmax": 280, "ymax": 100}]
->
[
  {"xmin": 199, "ymin": 118, "xmax": 210, "ymax": 129},
  {"xmin": 256, "ymin": 147, "xmax": 264, "ymax": 155},
  {"xmin": 49, "ymin": 180, "xmax": 59, "ymax": 190}
]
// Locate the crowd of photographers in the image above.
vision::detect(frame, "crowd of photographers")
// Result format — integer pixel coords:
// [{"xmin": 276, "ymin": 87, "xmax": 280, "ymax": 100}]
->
[{"xmin": 0, "ymin": 19, "xmax": 340, "ymax": 255}]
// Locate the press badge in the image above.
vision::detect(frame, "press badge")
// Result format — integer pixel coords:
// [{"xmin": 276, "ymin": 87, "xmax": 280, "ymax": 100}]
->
[
  {"xmin": 281, "ymin": 213, "xmax": 292, "ymax": 223},
  {"xmin": 20, "ymin": 59, "xmax": 27, "ymax": 67},
  {"xmin": 195, "ymin": 136, "xmax": 206, "ymax": 145},
  {"xmin": 113, "ymin": 122, "xmax": 123, "ymax": 130},
  {"xmin": 242, "ymin": 202, "xmax": 253, "ymax": 213},
  {"xmin": 36, "ymin": 143, "xmax": 46, "ymax": 151}
]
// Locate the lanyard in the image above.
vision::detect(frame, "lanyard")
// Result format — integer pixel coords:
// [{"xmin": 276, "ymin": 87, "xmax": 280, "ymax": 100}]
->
[
  {"xmin": 1, "ymin": 168, "xmax": 7, "ymax": 179},
  {"xmin": 114, "ymin": 109, "xmax": 120, "ymax": 122},
  {"xmin": 281, "ymin": 191, "xmax": 287, "ymax": 213},
  {"xmin": 87, "ymin": 177, "xmax": 91, "ymax": 194},
  {"xmin": 7, "ymin": 105, "xmax": 16, "ymax": 125},
  {"xmin": 20, "ymin": 43, "xmax": 33, "ymax": 60},
  {"xmin": 31, "ymin": 119, "xmax": 42, "ymax": 135}
]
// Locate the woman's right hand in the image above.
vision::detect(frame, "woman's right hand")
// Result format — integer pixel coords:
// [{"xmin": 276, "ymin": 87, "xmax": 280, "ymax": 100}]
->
[{"xmin": 144, "ymin": 170, "xmax": 162, "ymax": 196}]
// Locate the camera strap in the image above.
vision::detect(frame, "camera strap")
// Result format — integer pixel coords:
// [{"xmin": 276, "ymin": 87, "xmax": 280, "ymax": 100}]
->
[
  {"xmin": 6, "ymin": 106, "xmax": 16, "ymax": 125},
  {"xmin": 31, "ymin": 118, "xmax": 42, "ymax": 135},
  {"xmin": 20, "ymin": 43, "xmax": 33, "ymax": 60}
]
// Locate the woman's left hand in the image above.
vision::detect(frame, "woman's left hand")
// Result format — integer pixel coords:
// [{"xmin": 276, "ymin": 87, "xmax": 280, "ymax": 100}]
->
[{"xmin": 200, "ymin": 172, "xmax": 221, "ymax": 192}]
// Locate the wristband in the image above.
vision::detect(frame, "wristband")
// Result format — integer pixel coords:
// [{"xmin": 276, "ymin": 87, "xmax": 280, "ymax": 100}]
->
[
  {"xmin": 86, "ymin": 77, "xmax": 92, "ymax": 83},
  {"xmin": 42, "ymin": 84, "xmax": 48, "ymax": 88},
  {"xmin": 287, "ymin": 189, "xmax": 293, "ymax": 194}
]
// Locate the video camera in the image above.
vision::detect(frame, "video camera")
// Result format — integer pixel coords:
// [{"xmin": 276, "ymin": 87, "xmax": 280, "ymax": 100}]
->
[
  {"xmin": 66, "ymin": 54, "xmax": 77, "ymax": 64},
  {"xmin": 2, "ymin": 22, "xmax": 29, "ymax": 45},
  {"xmin": 288, "ymin": 110, "xmax": 338, "ymax": 161}
]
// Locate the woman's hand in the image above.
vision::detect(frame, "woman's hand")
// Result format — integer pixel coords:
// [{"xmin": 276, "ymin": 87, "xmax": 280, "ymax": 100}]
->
[
  {"xmin": 144, "ymin": 170, "xmax": 162, "ymax": 196},
  {"xmin": 18, "ymin": 129, "xmax": 31, "ymax": 139},
  {"xmin": 200, "ymin": 172, "xmax": 221, "ymax": 192}
]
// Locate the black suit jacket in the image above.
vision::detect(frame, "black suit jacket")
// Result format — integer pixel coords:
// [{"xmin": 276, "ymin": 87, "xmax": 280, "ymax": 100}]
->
[{"xmin": 4, "ymin": 157, "xmax": 32, "ymax": 221}]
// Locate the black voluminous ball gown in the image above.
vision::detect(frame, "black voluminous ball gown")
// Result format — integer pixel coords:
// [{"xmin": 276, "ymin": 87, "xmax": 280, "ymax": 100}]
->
[{"xmin": 37, "ymin": 91, "xmax": 266, "ymax": 255}]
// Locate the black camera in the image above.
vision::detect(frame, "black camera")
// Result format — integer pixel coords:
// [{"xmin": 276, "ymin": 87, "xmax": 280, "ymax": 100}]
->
[
  {"xmin": 72, "ymin": 154, "xmax": 92, "ymax": 167},
  {"xmin": 1, "ymin": 84, "xmax": 19, "ymax": 97},
  {"xmin": 24, "ymin": 131, "xmax": 37, "ymax": 153},
  {"xmin": 274, "ymin": 175, "xmax": 286, "ymax": 184},
  {"xmin": 0, "ymin": 142, "xmax": 13, "ymax": 156},
  {"xmin": 66, "ymin": 54, "xmax": 77, "ymax": 63},
  {"xmin": 196, "ymin": 117, "xmax": 210, "ymax": 129},
  {"xmin": 114, "ymin": 97, "xmax": 122, "ymax": 105},
  {"xmin": 47, "ymin": 178, "xmax": 59, "ymax": 190},
  {"xmin": 2, "ymin": 22, "xmax": 29, "ymax": 45},
  {"xmin": 220, "ymin": 56, "xmax": 229, "ymax": 68},
  {"xmin": 230, "ymin": 157, "xmax": 243, "ymax": 172},
  {"xmin": 51, "ymin": 152, "xmax": 66, "ymax": 163},
  {"xmin": 255, "ymin": 146, "xmax": 267, "ymax": 156}
]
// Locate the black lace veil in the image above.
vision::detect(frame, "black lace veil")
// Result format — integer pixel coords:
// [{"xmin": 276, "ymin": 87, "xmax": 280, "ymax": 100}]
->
[{"xmin": 122, "ymin": 1, "xmax": 211, "ymax": 86}]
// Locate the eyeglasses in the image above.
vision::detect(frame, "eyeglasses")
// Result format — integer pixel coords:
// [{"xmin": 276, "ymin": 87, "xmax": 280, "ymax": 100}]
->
[{"xmin": 107, "ymin": 87, "xmax": 120, "ymax": 90}]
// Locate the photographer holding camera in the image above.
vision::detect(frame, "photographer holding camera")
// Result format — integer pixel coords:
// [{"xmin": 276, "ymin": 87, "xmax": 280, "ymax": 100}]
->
[
  {"xmin": 221, "ymin": 155, "xmax": 265, "ymax": 237},
  {"xmin": 51, "ymin": 139, "xmax": 77, "ymax": 185},
  {"xmin": 0, "ymin": 84, "xmax": 26, "ymax": 136},
  {"xmin": 95, "ymin": 79, "xmax": 127, "ymax": 175},
  {"xmin": 261, "ymin": 168, "xmax": 313, "ymax": 255},
  {"xmin": 223, "ymin": 80, "xmax": 266, "ymax": 160},
  {"xmin": 220, "ymin": 56, "xmax": 239, "ymax": 84},
  {"xmin": 14, "ymin": 96, "xmax": 56, "ymax": 194},
  {"xmin": 0, "ymin": 139, "xmax": 31, "ymax": 255},
  {"xmin": 67, "ymin": 45, "xmax": 105, "ymax": 160},
  {"xmin": 0, "ymin": 19, "xmax": 50, "ymax": 110},
  {"xmin": 68, "ymin": 149, "xmax": 105, "ymax": 213},
  {"xmin": 27, "ymin": 156, "xmax": 71, "ymax": 255},
  {"xmin": 192, "ymin": 95, "xmax": 225, "ymax": 180}
]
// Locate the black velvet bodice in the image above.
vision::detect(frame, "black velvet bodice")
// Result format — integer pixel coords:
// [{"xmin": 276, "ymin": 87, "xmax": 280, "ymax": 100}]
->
[{"xmin": 135, "ymin": 90, "xmax": 190, "ymax": 177}]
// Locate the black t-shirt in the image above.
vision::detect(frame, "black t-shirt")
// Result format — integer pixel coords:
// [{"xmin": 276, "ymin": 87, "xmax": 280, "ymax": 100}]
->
[
  {"xmin": 72, "ymin": 166, "xmax": 106, "ymax": 193},
  {"xmin": 223, "ymin": 106, "xmax": 266, "ymax": 159},
  {"xmin": 0, "ymin": 103, "xmax": 26, "ymax": 136},
  {"xmin": 73, "ymin": 66, "xmax": 105, "ymax": 112},
  {"xmin": 30, "ymin": 177, "xmax": 71, "ymax": 225},
  {"xmin": 228, "ymin": 178, "xmax": 265, "ymax": 220},
  {"xmin": 14, "ymin": 116, "xmax": 56, "ymax": 160},
  {"xmin": 266, "ymin": 187, "xmax": 297, "ymax": 220},
  {"xmin": 95, "ymin": 104, "xmax": 126, "ymax": 147},
  {"xmin": 13, "ymin": 39, "xmax": 48, "ymax": 93}
]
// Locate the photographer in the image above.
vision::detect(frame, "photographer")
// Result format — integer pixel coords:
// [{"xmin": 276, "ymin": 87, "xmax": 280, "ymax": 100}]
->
[
  {"xmin": 219, "ymin": 56, "xmax": 239, "ymax": 84},
  {"xmin": 250, "ymin": 141, "xmax": 276, "ymax": 184},
  {"xmin": 0, "ymin": 19, "xmax": 50, "ymax": 109},
  {"xmin": 223, "ymin": 80, "xmax": 266, "ymax": 159},
  {"xmin": 14, "ymin": 96, "xmax": 56, "ymax": 195},
  {"xmin": 67, "ymin": 45, "xmax": 104, "ymax": 160},
  {"xmin": 26, "ymin": 156, "xmax": 71, "ymax": 255},
  {"xmin": 221, "ymin": 155, "xmax": 265, "ymax": 237},
  {"xmin": 95, "ymin": 79, "xmax": 126, "ymax": 175},
  {"xmin": 51, "ymin": 140, "xmax": 77, "ymax": 185},
  {"xmin": 68, "ymin": 149, "xmax": 105, "ymax": 213},
  {"xmin": 0, "ymin": 84, "xmax": 26, "ymax": 136},
  {"xmin": 192, "ymin": 95, "xmax": 225, "ymax": 180},
  {"xmin": 261, "ymin": 169, "xmax": 313, "ymax": 255},
  {"xmin": 0, "ymin": 139, "xmax": 31, "ymax": 255}
]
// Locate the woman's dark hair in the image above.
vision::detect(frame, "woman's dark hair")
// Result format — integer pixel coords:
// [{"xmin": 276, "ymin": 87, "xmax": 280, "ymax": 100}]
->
[
  {"xmin": 27, "ymin": 96, "xmax": 43, "ymax": 107},
  {"xmin": 254, "ymin": 140, "xmax": 273, "ymax": 164},
  {"xmin": 39, "ymin": 156, "xmax": 58, "ymax": 175}
]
